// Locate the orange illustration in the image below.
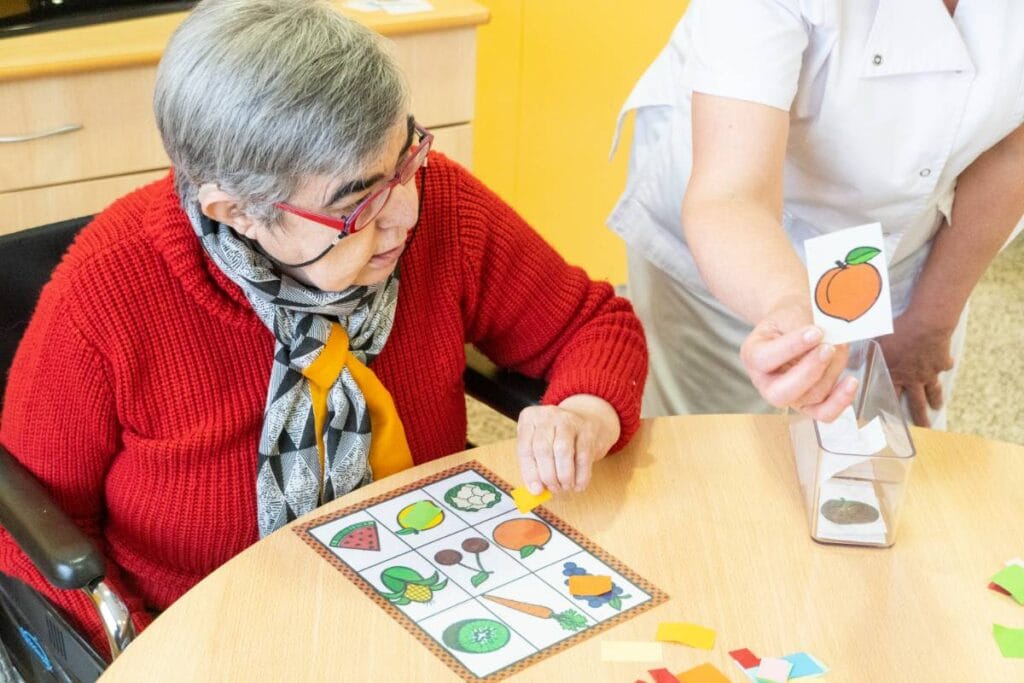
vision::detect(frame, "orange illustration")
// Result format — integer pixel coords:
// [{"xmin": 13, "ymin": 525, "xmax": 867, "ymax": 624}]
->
[
  {"xmin": 492, "ymin": 518, "xmax": 552, "ymax": 558},
  {"xmin": 814, "ymin": 246, "xmax": 882, "ymax": 322}
]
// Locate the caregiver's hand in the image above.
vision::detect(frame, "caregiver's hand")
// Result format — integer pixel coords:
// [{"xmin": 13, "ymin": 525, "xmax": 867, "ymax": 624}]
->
[
  {"xmin": 740, "ymin": 297, "xmax": 857, "ymax": 422},
  {"xmin": 515, "ymin": 394, "xmax": 620, "ymax": 495},
  {"xmin": 878, "ymin": 313, "xmax": 954, "ymax": 427}
]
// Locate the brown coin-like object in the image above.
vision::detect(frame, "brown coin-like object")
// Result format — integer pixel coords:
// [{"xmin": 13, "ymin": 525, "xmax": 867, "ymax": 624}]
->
[{"xmin": 821, "ymin": 498, "xmax": 880, "ymax": 525}]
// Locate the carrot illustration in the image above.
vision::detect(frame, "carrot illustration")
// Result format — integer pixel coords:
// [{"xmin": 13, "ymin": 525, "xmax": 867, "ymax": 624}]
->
[{"xmin": 483, "ymin": 594, "xmax": 588, "ymax": 631}]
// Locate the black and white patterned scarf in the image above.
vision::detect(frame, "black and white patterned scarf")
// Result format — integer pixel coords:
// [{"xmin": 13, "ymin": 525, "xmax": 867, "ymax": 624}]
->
[{"xmin": 186, "ymin": 203, "xmax": 399, "ymax": 537}]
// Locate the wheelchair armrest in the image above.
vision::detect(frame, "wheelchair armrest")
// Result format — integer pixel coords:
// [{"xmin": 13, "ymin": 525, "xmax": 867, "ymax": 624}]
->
[
  {"xmin": 0, "ymin": 444, "xmax": 104, "ymax": 591},
  {"xmin": 463, "ymin": 346, "xmax": 547, "ymax": 420}
]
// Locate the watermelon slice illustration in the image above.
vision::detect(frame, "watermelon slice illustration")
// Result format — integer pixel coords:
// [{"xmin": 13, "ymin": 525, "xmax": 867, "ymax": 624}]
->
[{"xmin": 329, "ymin": 520, "xmax": 380, "ymax": 551}]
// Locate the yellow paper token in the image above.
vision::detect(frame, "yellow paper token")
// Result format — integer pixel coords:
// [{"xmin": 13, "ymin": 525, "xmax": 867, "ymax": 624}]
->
[
  {"xmin": 655, "ymin": 622, "xmax": 716, "ymax": 650},
  {"xmin": 568, "ymin": 575, "xmax": 613, "ymax": 596},
  {"xmin": 511, "ymin": 486, "xmax": 552, "ymax": 513}
]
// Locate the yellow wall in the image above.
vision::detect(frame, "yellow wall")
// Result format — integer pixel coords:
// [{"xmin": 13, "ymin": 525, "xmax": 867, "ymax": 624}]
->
[{"xmin": 473, "ymin": 1, "xmax": 687, "ymax": 283}]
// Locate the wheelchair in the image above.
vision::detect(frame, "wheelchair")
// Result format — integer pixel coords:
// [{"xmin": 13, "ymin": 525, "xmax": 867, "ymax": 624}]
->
[{"xmin": 0, "ymin": 215, "xmax": 545, "ymax": 682}]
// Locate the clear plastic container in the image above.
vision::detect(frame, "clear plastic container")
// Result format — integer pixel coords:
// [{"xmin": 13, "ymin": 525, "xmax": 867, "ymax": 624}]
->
[{"xmin": 789, "ymin": 340, "xmax": 915, "ymax": 547}]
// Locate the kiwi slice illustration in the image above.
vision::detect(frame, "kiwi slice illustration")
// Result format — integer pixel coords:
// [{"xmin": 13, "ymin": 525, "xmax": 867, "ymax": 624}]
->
[
  {"xmin": 442, "ymin": 618, "xmax": 511, "ymax": 654},
  {"xmin": 821, "ymin": 498, "xmax": 880, "ymax": 525}
]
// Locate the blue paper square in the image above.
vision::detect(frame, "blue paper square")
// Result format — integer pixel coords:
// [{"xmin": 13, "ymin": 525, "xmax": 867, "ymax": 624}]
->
[{"xmin": 783, "ymin": 652, "xmax": 827, "ymax": 677}]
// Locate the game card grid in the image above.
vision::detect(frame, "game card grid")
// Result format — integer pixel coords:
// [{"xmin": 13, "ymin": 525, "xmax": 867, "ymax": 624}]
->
[{"xmin": 295, "ymin": 461, "xmax": 668, "ymax": 681}]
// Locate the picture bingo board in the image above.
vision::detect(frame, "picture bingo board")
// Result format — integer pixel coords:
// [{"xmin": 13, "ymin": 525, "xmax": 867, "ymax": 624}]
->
[{"xmin": 295, "ymin": 461, "xmax": 668, "ymax": 681}]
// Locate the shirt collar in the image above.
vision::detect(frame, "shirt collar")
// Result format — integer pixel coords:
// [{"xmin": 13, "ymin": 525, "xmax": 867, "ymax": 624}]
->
[{"xmin": 862, "ymin": 0, "xmax": 975, "ymax": 78}]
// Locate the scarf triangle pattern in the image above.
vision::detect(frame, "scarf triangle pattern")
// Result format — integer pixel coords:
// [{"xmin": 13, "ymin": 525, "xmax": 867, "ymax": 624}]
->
[{"xmin": 187, "ymin": 204, "xmax": 411, "ymax": 537}]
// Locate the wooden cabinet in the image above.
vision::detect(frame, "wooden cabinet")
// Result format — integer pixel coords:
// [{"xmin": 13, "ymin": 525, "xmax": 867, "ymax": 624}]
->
[
  {"xmin": 0, "ymin": 65, "xmax": 167, "ymax": 195},
  {"xmin": 0, "ymin": 2, "xmax": 487, "ymax": 234}
]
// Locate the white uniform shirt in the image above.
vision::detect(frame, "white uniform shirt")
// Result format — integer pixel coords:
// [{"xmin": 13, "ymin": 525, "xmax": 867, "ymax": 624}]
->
[{"xmin": 609, "ymin": 0, "xmax": 1024, "ymax": 314}]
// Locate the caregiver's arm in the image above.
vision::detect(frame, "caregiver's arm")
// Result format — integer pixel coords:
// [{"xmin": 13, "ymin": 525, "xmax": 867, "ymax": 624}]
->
[
  {"xmin": 880, "ymin": 122, "xmax": 1024, "ymax": 426},
  {"xmin": 684, "ymin": 93, "xmax": 800, "ymax": 322},
  {"xmin": 682, "ymin": 92, "xmax": 856, "ymax": 420}
]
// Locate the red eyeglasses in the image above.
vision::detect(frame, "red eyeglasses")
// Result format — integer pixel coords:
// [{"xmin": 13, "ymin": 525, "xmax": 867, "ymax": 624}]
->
[{"xmin": 273, "ymin": 122, "xmax": 432, "ymax": 250}]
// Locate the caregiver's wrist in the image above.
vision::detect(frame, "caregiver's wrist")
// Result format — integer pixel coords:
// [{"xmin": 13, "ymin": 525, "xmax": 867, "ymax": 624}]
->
[
  {"xmin": 761, "ymin": 292, "xmax": 812, "ymax": 329},
  {"xmin": 898, "ymin": 303, "xmax": 960, "ymax": 336}
]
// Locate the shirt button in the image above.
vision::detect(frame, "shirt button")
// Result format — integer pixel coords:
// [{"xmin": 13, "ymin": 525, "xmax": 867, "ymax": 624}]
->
[
  {"xmin": 919, "ymin": 168, "xmax": 932, "ymax": 177},
  {"xmin": 873, "ymin": 54, "xmax": 883, "ymax": 65}
]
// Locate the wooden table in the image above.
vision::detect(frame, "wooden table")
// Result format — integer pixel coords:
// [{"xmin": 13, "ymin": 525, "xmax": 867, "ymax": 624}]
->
[{"xmin": 99, "ymin": 415, "xmax": 1024, "ymax": 681}]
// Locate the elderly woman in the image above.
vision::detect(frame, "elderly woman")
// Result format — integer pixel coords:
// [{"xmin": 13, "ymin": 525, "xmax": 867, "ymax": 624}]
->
[{"xmin": 0, "ymin": 0, "xmax": 646, "ymax": 654}]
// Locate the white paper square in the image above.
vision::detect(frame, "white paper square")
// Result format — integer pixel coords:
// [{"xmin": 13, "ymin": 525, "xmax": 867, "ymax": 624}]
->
[
  {"xmin": 816, "ymin": 407, "xmax": 887, "ymax": 457},
  {"xmin": 342, "ymin": 0, "xmax": 381, "ymax": 11},
  {"xmin": 380, "ymin": 0, "xmax": 434, "ymax": 14},
  {"xmin": 343, "ymin": 0, "xmax": 433, "ymax": 14},
  {"xmin": 804, "ymin": 223, "xmax": 893, "ymax": 344}
]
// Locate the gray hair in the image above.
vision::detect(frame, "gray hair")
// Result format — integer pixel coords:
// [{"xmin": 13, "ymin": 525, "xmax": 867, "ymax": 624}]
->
[{"xmin": 154, "ymin": 0, "xmax": 410, "ymax": 223}]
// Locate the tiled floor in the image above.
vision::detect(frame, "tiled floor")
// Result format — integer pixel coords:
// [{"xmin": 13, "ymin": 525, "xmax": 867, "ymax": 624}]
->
[
  {"xmin": 467, "ymin": 237, "xmax": 1024, "ymax": 447},
  {"xmin": 946, "ymin": 236, "xmax": 1024, "ymax": 445}
]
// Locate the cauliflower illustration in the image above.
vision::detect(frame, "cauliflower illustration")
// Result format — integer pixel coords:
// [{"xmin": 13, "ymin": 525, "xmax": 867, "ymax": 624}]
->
[{"xmin": 444, "ymin": 482, "xmax": 502, "ymax": 512}]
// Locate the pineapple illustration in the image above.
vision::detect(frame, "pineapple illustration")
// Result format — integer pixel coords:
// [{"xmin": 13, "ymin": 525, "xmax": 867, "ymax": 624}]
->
[{"xmin": 379, "ymin": 566, "xmax": 448, "ymax": 605}]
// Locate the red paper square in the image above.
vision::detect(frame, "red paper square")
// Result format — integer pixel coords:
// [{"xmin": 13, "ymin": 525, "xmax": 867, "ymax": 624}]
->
[
  {"xmin": 648, "ymin": 668, "xmax": 681, "ymax": 683},
  {"xmin": 729, "ymin": 647, "xmax": 761, "ymax": 668}
]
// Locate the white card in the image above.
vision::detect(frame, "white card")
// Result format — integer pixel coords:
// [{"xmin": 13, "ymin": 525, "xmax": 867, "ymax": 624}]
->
[
  {"xmin": 381, "ymin": 0, "xmax": 434, "ymax": 14},
  {"xmin": 343, "ymin": 0, "xmax": 382, "ymax": 11},
  {"xmin": 344, "ymin": 0, "xmax": 433, "ymax": 13},
  {"xmin": 816, "ymin": 407, "xmax": 887, "ymax": 458},
  {"xmin": 804, "ymin": 223, "xmax": 893, "ymax": 344},
  {"xmin": 815, "ymin": 407, "xmax": 886, "ymax": 487}
]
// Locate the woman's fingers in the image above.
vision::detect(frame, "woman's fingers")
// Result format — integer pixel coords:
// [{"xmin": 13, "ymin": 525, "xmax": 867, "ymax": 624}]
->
[
  {"xmin": 552, "ymin": 423, "xmax": 576, "ymax": 493},
  {"xmin": 515, "ymin": 405, "xmax": 606, "ymax": 495},
  {"xmin": 742, "ymin": 324, "xmax": 824, "ymax": 374},
  {"xmin": 530, "ymin": 420, "xmax": 560, "ymax": 492},
  {"xmin": 514, "ymin": 421, "xmax": 543, "ymax": 494},
  {"xmin": 794, "ymin": 344, "xmax": 849, "ymax": 407},
  {"xmin": 573, "ymin": 428, "xmax": 596, "ymax": 492},
  {"xmin": 906, "ymin": 384, "xmax": 931, "ymax": 427},
  {"xmin": 924, "ymin": 380, "xmax": 944, "ymax": 411},
  {"xmin": 800, "ymin": 376, "xmax": 858, "ymax": 422},
  {"xmin": 517, "ymin": 406, "xmax": 588, "ymax": 494},
  {"xmin": 759, "ymin": 343, "xmax": 837, "ymax": 408},
  {"xmin": 742, "ymin": 323, "xmax": 850, "ymax": 413}
]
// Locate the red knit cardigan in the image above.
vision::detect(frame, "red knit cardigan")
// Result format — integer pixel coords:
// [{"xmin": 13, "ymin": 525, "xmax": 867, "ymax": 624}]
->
[{"xmin": 0, "ymin": 153, "xmax": 646, "ymax": 656}]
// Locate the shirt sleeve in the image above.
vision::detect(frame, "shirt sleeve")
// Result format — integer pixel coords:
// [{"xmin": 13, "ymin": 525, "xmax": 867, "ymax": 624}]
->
[
  {"xmin": 0, "ymin": 274, "xmax": 153, "ymax": 658},
  {"xmin": 687, "ymin": 0, "xmax": 810, "ymax": 112},
  {"xmin": 452, "ymin": 162, "xmax": 647, "ymax": 452}
]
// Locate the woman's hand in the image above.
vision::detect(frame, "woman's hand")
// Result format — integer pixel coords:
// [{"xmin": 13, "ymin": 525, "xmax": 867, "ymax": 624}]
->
[
  {"xmin": 878, "ymin": 314, "xmax": 955, "ymax": 427},
  {"xmin": 740, "ymin": 298, "xmax": 857, "ymax": 422},
  {"xmin": 515, "ymin": 394, "xmax": 621, "ymax": 495}
]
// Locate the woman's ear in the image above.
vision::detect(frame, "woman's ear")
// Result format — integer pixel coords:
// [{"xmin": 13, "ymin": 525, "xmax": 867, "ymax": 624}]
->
[{"xmin": 197, "ymin": 183, "xmax": 260, "ymax": 238}]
